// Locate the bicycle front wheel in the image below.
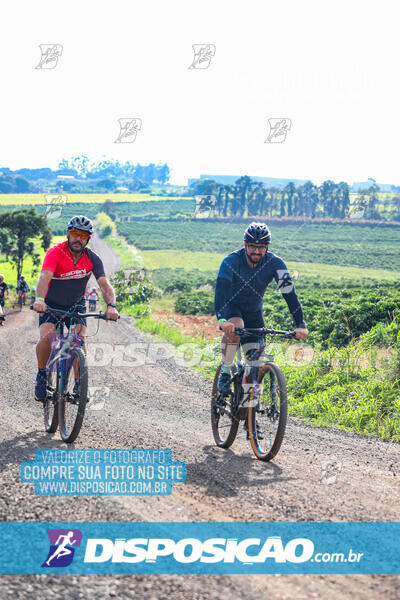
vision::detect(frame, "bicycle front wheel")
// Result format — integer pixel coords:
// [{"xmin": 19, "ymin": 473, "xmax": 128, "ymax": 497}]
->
[
  {"xmin": 43, "ymin": 368, "xmax": 59, "ymax": 433},
  {"xmin": 18, "ymin": 294, "xmax": 23, "ymax": 311},
  {"xmin": 211, "ymin": 364, "xmax": 239, "ymax": 448},
  {"xmin": 59, "ymin": 348, "xmax": 88, "ymax": 443},
  {"xmin": 247, "ymin": 362, "xmax": 288, "ymax": 461}
]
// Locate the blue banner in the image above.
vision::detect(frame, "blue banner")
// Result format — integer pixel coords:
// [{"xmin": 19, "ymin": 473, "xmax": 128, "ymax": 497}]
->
[
  {"xmin": 0, "ymin": 522, "xmax": 399, "ymax": 574},
  {"xmin": 20, "ymin": 449, "xmax": 186, "ymax": 496}
]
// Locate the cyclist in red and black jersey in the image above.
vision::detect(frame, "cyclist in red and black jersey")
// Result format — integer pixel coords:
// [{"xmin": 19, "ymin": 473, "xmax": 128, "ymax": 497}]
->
[{"xmin": 32, "ymin": 215, "xmax": 119, "ymax": 401}]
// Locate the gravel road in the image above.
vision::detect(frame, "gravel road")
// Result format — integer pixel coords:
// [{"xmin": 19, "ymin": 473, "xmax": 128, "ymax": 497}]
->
[{"xmin": 0, "ymin": 239, "xmax": 399, "ymax": 599}]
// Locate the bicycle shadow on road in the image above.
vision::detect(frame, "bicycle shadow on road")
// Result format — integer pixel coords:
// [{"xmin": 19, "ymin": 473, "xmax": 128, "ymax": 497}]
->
[
  {"xmin": 0, "ymin": 430, "xmax": 68, "ymax": 476},
  {"xmin": 186, "ymin": 444, "xmax": 295, "ymax": 498}
]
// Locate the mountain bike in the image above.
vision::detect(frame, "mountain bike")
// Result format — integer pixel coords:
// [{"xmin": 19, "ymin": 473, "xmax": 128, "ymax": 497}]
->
[
  {"xmin": 17, "ymin": 291, "xmax": 25, "ymax": 311},
  {"xmin": 211, "ymin": 327, "xmax": 296, "ymax": 462},
  {"xmin": 37, "ymin": 306, "xmax": 118, "ymax": 443}
]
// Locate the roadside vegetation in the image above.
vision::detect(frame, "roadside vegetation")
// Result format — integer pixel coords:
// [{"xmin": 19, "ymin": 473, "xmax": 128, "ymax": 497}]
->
[
  {"xmin": 103, "ymin": 219, "xmax": 400, "ymax": 442},
  {"xmin": 1, "ymin": 197, "xmax": 400, "ymax": 441}
]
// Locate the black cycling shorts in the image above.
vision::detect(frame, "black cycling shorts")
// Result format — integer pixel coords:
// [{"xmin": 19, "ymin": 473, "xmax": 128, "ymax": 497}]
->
[
  {"xmin": 39, "ymin": 299, "xmax": 87, "ymax": 329},
  {"xmin": 223, "ymin": 304, "xmax": 265, "ymax": 347},
  {"xmin": 0, "ymin": 298, "xmax": 4, "ymax": 307}
]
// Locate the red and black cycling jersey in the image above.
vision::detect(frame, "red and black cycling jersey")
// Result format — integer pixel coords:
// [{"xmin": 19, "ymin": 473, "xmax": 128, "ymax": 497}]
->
[
  {"xmin": 0, "ymin": 282, "xmax": 8, "ymax": 298},
  {"xmin": 42, "ymin": 241, "xmax": 105, "ymax": 307}
]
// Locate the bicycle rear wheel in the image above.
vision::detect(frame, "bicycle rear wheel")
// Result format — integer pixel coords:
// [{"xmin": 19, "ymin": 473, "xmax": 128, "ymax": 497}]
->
[
  {"xmin": 59, "ymin": 348, "xmax": 88, "ymax": 443},
  {"xmin": 247, "ymin": 362, "xmax": 288, "ymax": 461},
  {"xmin": 43, "ymin": 369, "xmax": 59, "ymax": 433},
  {"xmin": 211, "ymin": 364, "xmax": 240, "ymax": 448}
]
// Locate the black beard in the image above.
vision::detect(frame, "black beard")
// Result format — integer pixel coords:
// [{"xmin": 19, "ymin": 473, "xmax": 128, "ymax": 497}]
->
[
  {"xmin": 67, "ymin": 239, "xmax": 86, "ymax": 253},
  {"xmin": 245, "ymin": 248, "xmax": 261, "ymax": 265}
]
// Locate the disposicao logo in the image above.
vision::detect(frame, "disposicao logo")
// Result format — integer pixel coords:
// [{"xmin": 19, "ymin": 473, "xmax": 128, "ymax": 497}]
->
[
  {"xmin": 83, "ymin": 536, "xmax": 314, "ymax": 564},
  {"xmin": 41, "ymin": 529, "xmax": 82, "ymax": 567}
]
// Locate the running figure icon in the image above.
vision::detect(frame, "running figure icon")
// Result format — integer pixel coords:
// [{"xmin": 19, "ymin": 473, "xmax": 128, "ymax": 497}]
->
[
  {"xmin": 41, "ymin": 528, "xmax": 82, "ymax": 568},
  {"xmin": 45, "ymin": 531, "xmax": 77, "ymax": 566}
]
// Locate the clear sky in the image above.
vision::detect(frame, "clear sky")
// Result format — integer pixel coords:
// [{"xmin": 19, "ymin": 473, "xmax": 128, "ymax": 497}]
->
[{"xmin": 1, "ymin": 0, "xmax": 399, "ymax": 186}]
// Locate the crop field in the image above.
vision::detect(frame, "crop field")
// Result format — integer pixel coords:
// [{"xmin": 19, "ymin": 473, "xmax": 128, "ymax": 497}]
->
[
  {"xmin": 0, "ymin": 193, "xmax": 184, "ymax": 205},
  {"xmin": 141, "ymin": 249, "xmax": 400, "ymax": 281},
  {"xmin": 118, "ymin": 219, "xmax": 400, "ymax": 271},
  {"xmin": 0, "ymin": 199, "xmax": 196, "ymax": 238}
]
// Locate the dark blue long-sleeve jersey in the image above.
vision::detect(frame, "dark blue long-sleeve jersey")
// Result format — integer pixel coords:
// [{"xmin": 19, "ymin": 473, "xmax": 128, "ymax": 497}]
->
[{"xmin": 214, "ymin": 248, "xmax": 306, "ymax": 328}]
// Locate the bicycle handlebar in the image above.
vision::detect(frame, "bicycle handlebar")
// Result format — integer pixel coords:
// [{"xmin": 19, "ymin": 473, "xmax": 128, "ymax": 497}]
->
[
  {"xmin": 30, "ymin": 306, "xmax": 120, "ymax": 320},
  {"xmin": 233, "ymin": 326, "xmax": 296, "ymax": 339}
]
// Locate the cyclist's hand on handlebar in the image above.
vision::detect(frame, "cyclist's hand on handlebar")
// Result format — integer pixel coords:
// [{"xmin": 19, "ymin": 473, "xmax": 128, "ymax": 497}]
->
[
  {"xmin": 294, "ymin": 327, "xmax": 308, "ymax": 340},
  {"xmin": 105, "ymin": 305, "xmax": 119, "ymax": 321},
  {"xmin": 218, "ymin": 321, "xmax": 236, "ymax": 337},
  {"xmin": 33, "ymin": 299, "xmax": 46, "ymax": 313}
]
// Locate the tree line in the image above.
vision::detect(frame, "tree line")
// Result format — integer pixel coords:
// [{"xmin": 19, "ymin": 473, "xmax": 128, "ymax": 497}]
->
[
  {"xmin": 0, "ymin": 158, "xmax": 170, "ymax": 194},
  {"xmin": 189, "ymin": 176, "xmax": 382, "ymax": 219}
]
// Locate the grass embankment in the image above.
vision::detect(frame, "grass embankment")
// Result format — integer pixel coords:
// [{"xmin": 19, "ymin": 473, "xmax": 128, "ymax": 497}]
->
[
  {"xmin": 94, "ymin": 211, "xmax": 144, "ymax": 270},
  {"xmin": 104, "ymin": 232, "xmax": 144, "ymax": 269},
  {"xmin": 133, "ymin": 310, "xmax": 400, "ymax": 441},
  {"xmin": 283, "ymin": 330, "xmax": 400, "ymax": 441}
]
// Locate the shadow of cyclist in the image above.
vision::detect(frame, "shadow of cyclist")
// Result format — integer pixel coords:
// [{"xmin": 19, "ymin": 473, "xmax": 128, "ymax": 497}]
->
[
  {"xmin": 186, "ymin": 444, "xmax": 295, "ymax": 498},
  {"xmin": 0, "ymin": 430, "xmax": 68, "ymax": 476}
]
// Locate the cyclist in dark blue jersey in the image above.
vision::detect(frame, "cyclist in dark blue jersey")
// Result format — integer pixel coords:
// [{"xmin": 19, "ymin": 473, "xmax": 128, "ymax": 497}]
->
[{"xmin": 215, "ymin": 222, "xmax": 308, "ymax": 394}]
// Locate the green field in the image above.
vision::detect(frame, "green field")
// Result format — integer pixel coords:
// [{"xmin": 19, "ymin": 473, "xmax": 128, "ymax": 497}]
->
[
  {"xmin": 141, "ymin": 249, "xmax": 400, "ymax": 282},
  {"xmin": 104, "ymin": 232, "xmax": 144, "ymax": 269},
  {"xmin": 118, "ymin": 220, "xmax": 400, "ymax": 271},
  {"xmin": 0, "ymin": 235, "xmax": 64, "ymax": 287},
  {"xmin": 0, "ymin": 193, "xmax": 184, "ymax": 205}
]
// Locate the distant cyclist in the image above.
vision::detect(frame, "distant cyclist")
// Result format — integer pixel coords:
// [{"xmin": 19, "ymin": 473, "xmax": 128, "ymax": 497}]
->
[
  {"xmin": 32, "ymin": 215, "xmax": 119, "ymax": 401},
  {"xmin": 88, "ymin": 287, "xmax": 99, "ymax": 312},
  {"xmin": 29, "ymin": 285, "xmax": 36, "ymax": 307},
  {"xmin": 16, "ymin": 275, "xmax": 29, "ymax": 306},
  {"xmin": 215, "ymin": 222, "xmax": 308, "ymax": 395},
  {"xmin": 0, "ymin": 274, "xmax": 9, "ymax": 325}
]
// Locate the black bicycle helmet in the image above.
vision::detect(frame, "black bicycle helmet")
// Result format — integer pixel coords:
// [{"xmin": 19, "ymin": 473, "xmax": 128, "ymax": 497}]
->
[
  {"xmin": 243, "ymin": 222, "xmax": 271, "ymax": 245},
  {"xmin": 67, "ymin": 215, "xmax": 94, "ymax": 235}
]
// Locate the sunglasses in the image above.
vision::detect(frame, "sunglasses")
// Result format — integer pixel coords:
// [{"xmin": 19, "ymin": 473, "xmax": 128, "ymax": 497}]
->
[
  {"xmin": 69, "ymin": 229, "xmax": 91, "ymax": 240},
  {"xmin": 246, "ymin": 244, "xmax": 267, "ymax": 252}
]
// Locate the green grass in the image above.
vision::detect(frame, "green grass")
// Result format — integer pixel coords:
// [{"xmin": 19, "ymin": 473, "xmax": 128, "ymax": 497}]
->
[
  {"xmin": 0, "ymin": 235, "xmax": 64, "ymax": 287},
  {"xmin": 141, "ymin": 250, "xmax": 400, "ymax": 281},
  {"xmin": 131, "ymin": 308, "xmax": 400, "ymax": 441},
  {"xmin": 0, "ymin": 193, "xmax": 184, "ymax": 205},
  {"xmin": 104, "ymin": 232, "xmax": 144, "ymax": 269},
  {"xmin": 136, "ymin": 315, "xmax": 199, "ymax": 347},
  {"xmin": 134, "ymin": 314, "xmax": 219, "ymax": 379},
  {"xmin": 142, "ymin": 250, "xmax": 224, "ymax": 270},
  {"xmin": 283, "ymin": 341, "xmax": 400, "ymax": 441}
]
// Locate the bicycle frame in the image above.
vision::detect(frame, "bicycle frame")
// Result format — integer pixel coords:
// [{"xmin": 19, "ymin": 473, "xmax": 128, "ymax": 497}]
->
[
  {"xmin": 212, "ymin": 325, "xmax": 296, "ymax": 460},
  {"xmin": 38, "ymin": 305, "xmax": 118, "ymax": 442},
  {"xmin": 47, "ymin": 322, "xmax": 83, "ymax": 389}
]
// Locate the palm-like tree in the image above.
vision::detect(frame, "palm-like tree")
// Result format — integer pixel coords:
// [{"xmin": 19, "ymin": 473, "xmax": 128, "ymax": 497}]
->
[{"xmin": 284, "ymin": 182, "xmax": 296, "ymax": 216}]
